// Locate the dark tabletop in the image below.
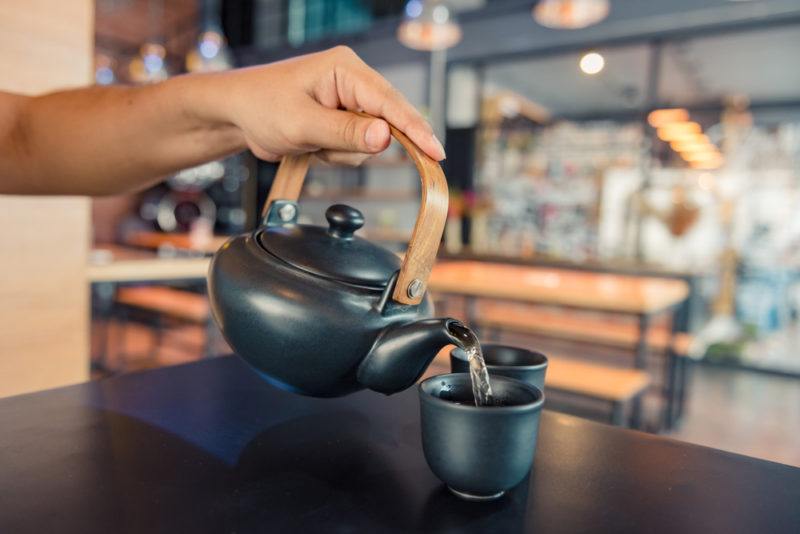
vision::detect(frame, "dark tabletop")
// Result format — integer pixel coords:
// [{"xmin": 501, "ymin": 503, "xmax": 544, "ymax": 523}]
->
[{"xmin": 1, "ymin": 357, "xmax": 798, "ymax": 534}]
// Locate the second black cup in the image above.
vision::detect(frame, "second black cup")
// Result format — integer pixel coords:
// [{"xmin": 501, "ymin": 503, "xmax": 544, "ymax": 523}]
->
[{"xmin": 450, "ymin": 344, "xmax": 548, "ymax": 391}]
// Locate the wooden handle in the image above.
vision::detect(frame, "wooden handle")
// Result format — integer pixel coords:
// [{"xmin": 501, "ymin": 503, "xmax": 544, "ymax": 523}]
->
[{"xmin": 262, "ymin": 112, "xmax": 448, "ymax": 305}]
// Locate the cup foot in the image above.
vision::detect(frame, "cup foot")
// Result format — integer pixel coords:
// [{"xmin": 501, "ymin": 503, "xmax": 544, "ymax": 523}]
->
[{"xmin": 448, "ymin": 487, "xmax": 505, "ymax": 502}]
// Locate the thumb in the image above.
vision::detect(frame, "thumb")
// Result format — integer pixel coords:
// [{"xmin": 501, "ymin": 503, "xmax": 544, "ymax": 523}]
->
[{"xmin": 304, "ymin": 107, "xmax": 391, "ymax": 153}]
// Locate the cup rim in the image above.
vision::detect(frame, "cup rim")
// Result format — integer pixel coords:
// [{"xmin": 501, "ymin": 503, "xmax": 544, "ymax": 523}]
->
[
  {"xmin": 418, "ymin": 373, "xmax": 545, "ymax": 414},
  {"xmin": 450, "ymin": 344, "xmax": 548, "ymax": 371}
]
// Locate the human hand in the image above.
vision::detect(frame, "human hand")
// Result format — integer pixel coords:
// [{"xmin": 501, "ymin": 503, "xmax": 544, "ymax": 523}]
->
[{"xmin": 208, "ymin": 46, "xmax": 445, "ymax": 165}]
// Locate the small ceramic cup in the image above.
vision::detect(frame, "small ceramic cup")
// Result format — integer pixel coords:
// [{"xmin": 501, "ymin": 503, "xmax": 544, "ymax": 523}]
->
[
  {"xmin": 418, "ymin": 373, "xmax": 544, "ymax": 501},
  {"xmin": 450, "ymin": 344, "xmax": 548, "ymax": 391}
]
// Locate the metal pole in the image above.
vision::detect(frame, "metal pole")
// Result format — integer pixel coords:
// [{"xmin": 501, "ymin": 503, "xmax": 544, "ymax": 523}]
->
[
  {"xmin": 634, "ymin": 40, "xmax": 663, "ymax": 260},
  {"xmin": 428, "ymin": 48, "xmax": 448, "ymax": 142}
]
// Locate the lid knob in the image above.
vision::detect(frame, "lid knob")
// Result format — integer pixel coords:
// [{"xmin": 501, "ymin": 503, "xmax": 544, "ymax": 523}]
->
[{"xmin": 326, "ymin": 204, "xmax": 364, "ymax": 239}]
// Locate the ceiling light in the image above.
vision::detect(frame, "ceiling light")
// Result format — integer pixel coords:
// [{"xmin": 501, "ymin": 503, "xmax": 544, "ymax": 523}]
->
[
  {"xmin": 579, "ymin": 51, "xmax": 604, "ymax": 75},
  {"xmin": 648, "ymin": 108, "xmax": 689, "ymax": 128},
  {"xmin": 398, "ymin": 0, "xmax": 462, "ymax": 51},
  {"xmin": 95, "ymin": 52, "xmax": 116, "ymax": 85},
  {"xmin": 128, "ymin": 43, "xmax": 169, "ymax": 84},
  {"xmin": 657, "ymin": 122, "xmax": 702, "ymax": 141},
  {"xmin": 186, "ymin": 30, "xmax": 232, "ymax": 72},
  {"xmin": 533, "ymin": 0, "xmax": 610, "ymax": 30},
  {"xmin": 670, "ymin": 137, "xmax": 712, "ymax": 152},
  {"xmin": 682, "ymin": 150, "xmax": 721, "ymax": 162},
  {"xmin": 690, "ymin": 159, "xmax": 724, "ymax": 170}
]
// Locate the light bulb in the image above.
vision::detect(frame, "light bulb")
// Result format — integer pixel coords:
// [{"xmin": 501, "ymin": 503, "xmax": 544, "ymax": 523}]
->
[
  {"xmin": 534, "ymin": 0, "xmax": 610, "ymax": 29},
  {"xmin": 398, "ymin": 0, "xmax": 462, "ymax": 51},
  {"xmin": 648, "ymin": 108, "xmax": 689, "ymax": 128},
  {"xmin": 579, "ymin": 52, "xmax": 604, "ymax": 75}
]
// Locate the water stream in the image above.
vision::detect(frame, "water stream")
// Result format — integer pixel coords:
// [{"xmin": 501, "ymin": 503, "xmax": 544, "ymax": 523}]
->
[{"xmin": 448, "ymin": 322, "xmax": 495, "ymax": 406}]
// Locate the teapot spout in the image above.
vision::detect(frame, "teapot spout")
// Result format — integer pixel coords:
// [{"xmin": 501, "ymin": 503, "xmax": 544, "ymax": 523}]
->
[{"xmin": 357, "ymin": 318, "xmax": 465, "ymax": 395}]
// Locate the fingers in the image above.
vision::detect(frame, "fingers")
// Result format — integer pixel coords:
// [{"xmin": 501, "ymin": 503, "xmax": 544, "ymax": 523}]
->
[
  {"xmin": 300, "ymin": 106, "xmax": 391, "ymax": 154},
  {"xmin": 331, "ymin": 48, "xmax": 446, "ymax": 161},
  {"xmin": 315, "ymin": 150, "xmax": 372, "ymax": 166}
]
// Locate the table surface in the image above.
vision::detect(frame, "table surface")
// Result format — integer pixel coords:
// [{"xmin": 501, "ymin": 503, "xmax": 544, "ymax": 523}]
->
[
  {"xmin": 124, "ymin": 230, "xmax": 229, "ymax": 254},
  {"xmin": 88, "ymin": 244, "xmax": 210, "ymax": 283},
  {"xmin": 1, "ymin": 357, "xmax": 797, "ymax": 534},
  {"xmin": 429, "ymin": 261, "xmax": 690, "ymax": 314}
]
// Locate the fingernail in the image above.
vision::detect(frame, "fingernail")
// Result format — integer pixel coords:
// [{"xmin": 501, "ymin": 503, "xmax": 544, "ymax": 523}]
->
[
  {"xmin": 431, "ymin": 134, "xmax": 446, "ymax": 160},
  {"xmin": 365, "ymin": 120, "xmax": 389, "ymax": 151}
]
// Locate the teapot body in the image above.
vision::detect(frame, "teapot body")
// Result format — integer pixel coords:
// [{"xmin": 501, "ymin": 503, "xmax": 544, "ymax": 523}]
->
[{"xmin": 208, "ymin": 232, "xmax": 432, "ymax": 397}]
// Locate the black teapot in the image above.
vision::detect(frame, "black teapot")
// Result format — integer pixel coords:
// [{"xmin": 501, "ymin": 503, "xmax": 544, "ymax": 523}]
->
[{"xmin": 208, "ymin": 115, "xmax": 463, "ymax": 397}]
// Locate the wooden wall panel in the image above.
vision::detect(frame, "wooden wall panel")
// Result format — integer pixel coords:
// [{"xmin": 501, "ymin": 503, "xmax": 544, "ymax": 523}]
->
[{"xmin": 0, "ymin": 0, "xmax": 94, "ymax": 397}]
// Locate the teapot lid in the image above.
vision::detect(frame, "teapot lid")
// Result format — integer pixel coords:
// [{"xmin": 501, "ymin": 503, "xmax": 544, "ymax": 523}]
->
[{"xmin": 257, "ymin": 204, "xmax": 401, "ymax": 288}]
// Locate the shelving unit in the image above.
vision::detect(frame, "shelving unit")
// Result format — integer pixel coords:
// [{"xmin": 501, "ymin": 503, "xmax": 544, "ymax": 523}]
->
[{"xmin": 474, "ymin": 119, "xmax": 644, "ymax": 261}]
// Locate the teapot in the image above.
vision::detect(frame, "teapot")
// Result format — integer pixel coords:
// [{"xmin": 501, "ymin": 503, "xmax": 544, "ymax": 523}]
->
[{"xmin": 208, "ymin": 114, "xmax": 463, "ymax": 397}]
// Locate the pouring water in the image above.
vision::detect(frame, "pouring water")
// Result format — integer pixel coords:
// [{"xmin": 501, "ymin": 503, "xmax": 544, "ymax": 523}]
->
[{"xmin": 447, "ymin": 322, "xmax": 495, "ymax": 406}]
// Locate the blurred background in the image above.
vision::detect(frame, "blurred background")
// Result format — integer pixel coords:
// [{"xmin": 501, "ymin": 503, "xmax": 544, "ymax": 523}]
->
[{"xmin": 2, "ymin": 0, "xmax": 799, "ymax": 466}]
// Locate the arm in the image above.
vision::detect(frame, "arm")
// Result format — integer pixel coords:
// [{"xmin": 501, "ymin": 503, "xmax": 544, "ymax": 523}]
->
[{"xmin": 0, "ymin": 46, "xmax": 444, "ymax": 196}]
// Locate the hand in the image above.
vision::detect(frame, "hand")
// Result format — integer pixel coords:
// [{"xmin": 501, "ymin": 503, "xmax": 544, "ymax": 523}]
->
[
  {"xmin": 0, "ymin": 46, "xmax": 444, "ymax": 196},
  {"xmin": 213, "ymin": 46, "xmax": 445, "ymax": 165}
]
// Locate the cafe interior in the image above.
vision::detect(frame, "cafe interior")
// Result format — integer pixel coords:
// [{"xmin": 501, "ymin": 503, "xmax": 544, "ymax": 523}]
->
[{"xmin": 2, "ymin": 0, "xmax": 800, "ymax": 530}]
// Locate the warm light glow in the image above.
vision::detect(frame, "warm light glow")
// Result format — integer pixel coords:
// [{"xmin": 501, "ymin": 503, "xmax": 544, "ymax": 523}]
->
[
  {"xmin": 95, "ymin": 52, "xmax": 116, "ymax": 85},
  {"xmin": 657, "ymin": 122, "xmax": 702, "ymax": 141},
  {"xmin": 648, "ymin": 108, "xmax": 689, "ymax": 128},
  {"xmin": 697, "ymin": 172, "xmax": 715, "ymax": 191},
  {"xmin": 690, "ymin": 156, "xmax": 724, "ymax": 169},
  {"xmin": 128, "ymin": 43, "xmax": 169, "ymax": 84},
  {"xmin": 579, "ymin": 52, "xmax": 605, "ymax": 75},
  {"xmin": 533, "ymin": 0, "xmax": 610, "ymax": 29},
  {"xmin": 682, "ymin": 150, "xmax": 721, "ymax": 162},
  {"xmin": 670, "ymin": 136, "xmax": 712, "ymax": 152},
  {"xmin": 398, "ymin": 1, "xmax": 462, "ymax": 51},
  {"xmin": 186, "ymin": 30, "xmax": 232, "ymax": 73}
]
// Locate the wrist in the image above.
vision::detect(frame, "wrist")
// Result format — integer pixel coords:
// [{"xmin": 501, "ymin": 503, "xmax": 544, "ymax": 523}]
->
[{"xmin": 165, "ymin": 72, "xmax": 247, "ymax": 152}]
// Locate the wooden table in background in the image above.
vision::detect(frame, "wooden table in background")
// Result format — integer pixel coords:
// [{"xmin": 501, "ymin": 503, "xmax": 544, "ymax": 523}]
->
[
  {"xmin": 88, "ymin": 244, "xmax": 210, "ymax": 283},
  {"xmin": 428, "ymin": 261, "xmax": 690, "ymax": 428},
  {"xmin": 428, "ymin": 261, "xmax": 689, "ymax": 315},
  {"xmin": 88, "ymin": 245, "xmax": 212, "ymax": 371},
  {"xmin": 124, "ymin": 231, "xmax": 229, "ymax": 255}
]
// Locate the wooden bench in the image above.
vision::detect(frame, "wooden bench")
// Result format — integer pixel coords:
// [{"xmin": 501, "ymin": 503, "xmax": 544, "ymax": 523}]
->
[
  {"xmin": 426, "ymin": 346, "xmax": 650, "ymax": 426},
  {"xmin": 113, "ymin": 286, "xmax": 213, "ymax": 364},
  {"xmin": 476, "ymin": 301, "xmax": 692, "ymax": 355},
  {"xmin": 116, "ymin": 286, "xmax": 210, "ymax": 323},
  {"xmin": 471, "ymin": 301, "xmax": 693, "ymax": 428},
  {"xmin": 546, "ymin": 357, "xmax": 650, "ymax": 425}
]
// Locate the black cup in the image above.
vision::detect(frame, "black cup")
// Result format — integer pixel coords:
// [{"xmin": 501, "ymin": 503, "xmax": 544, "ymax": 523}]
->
[
  {"xmin": 418, "ymin": 373, "xmax": 544, "ymax": 501},
  {"xmin": 450, "ymin": 345, "xmax": 548, "ymax": 391}
]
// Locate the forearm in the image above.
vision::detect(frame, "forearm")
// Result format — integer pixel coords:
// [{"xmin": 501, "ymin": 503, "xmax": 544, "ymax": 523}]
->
[
  {"xmin": 0, "ymin": 47, "xmax": 443, "ymax": 196},
  {"xmin": 0, "ymin": 74, "xmax": 245, "ymax": 196}
]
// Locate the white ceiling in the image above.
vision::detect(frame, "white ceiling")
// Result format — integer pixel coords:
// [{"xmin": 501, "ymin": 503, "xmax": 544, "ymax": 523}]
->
[
  {"xmin": 484, "ymin": 24, "xmax": 800, "ymax": 117},
  {"xmin": 659, "ymin": 25, "xmax": 800, "ymax": 105},
  {"xmin": 485, "ymin": 44, "xmax": 650, "ymax": 116}
]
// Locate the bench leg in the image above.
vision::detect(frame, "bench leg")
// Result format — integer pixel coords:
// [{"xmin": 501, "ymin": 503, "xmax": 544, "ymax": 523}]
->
[
  {"xmin": 629, "ymin": 313, "xmax": 650, "ymax": 429},
  {"xmin": 609, "ymin": 401, "xmax": 625, "ymax": 426},
  {"xmin": 483, "ymin": 326, "xmax": 501, "ymax": 343},
  {"xmin": 465, "ymin": 297, "xmax": 479, "ymax": 330},
  {"xmin": 204, "ymin": 313, "xmax": 218, "ymax": 358},
  {"xmin": 676, "ymin": 357, "xmax": 692, "ymax": 421},
  {"xmin": 149, "ymin": 313, "xmax": 164, "ymax": 364},
  {"xmin": 662, "ymin": 348, "xmax": 678, "ymax": 430}
]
